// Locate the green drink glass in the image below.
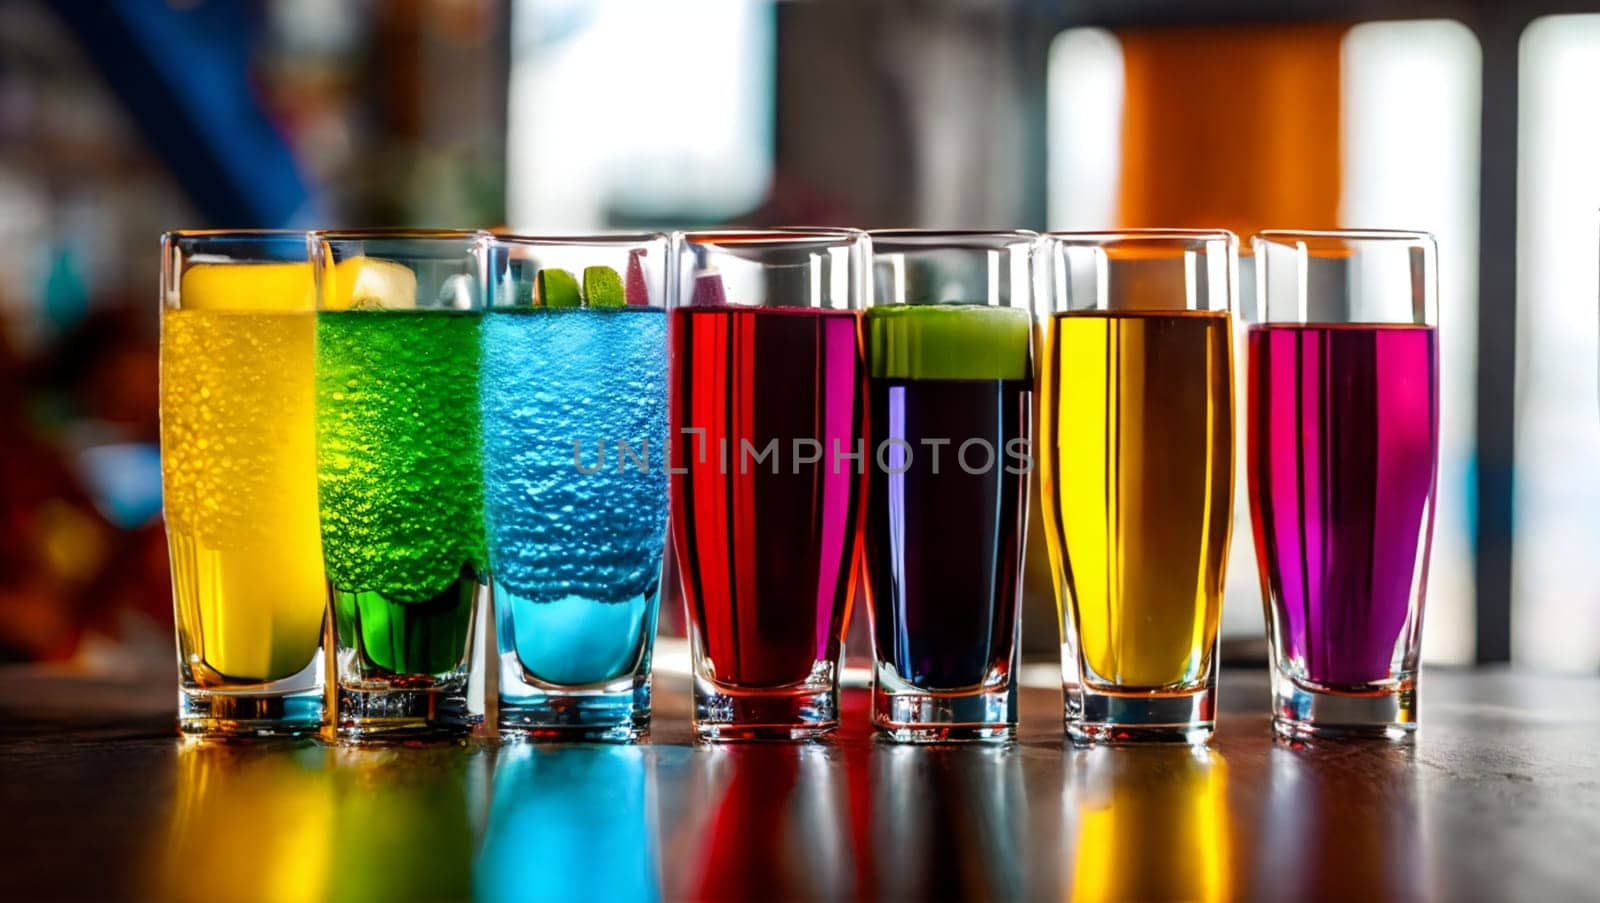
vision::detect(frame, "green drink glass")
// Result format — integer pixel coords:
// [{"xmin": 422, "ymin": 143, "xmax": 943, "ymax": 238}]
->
[{"xmin": 311, "ymin": 230, "xmax": 489, "ymax": 741}]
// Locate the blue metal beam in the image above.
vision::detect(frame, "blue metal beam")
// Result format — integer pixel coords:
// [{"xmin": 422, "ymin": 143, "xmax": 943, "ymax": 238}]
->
[{"xmin": 48, "ymin": 0, "xmax": 320, "ymax": 227}]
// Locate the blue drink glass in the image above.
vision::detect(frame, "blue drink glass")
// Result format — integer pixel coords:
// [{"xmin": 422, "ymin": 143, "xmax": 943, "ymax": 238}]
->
[{"xmin": 480, "ymin": 233, "xmax": 671, "ymax": 741}]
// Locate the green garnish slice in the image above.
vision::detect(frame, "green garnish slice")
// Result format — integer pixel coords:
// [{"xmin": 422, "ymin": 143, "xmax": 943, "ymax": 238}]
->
[
  {"xmin": 536, "ymin": 268, "xmax": 580, "ymax": 308},
  {"xmin": 866, "ymin": 304, "xmax": 1033, "ymax": 381},
  {"xmin": 584, "ymin": 266, "xmax": 626, "ymax": 308}
]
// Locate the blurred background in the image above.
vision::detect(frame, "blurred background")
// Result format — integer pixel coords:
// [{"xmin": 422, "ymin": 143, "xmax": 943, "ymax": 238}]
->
[{"xmin": 0, "ymin": 0, "xmax": 1594, "ymax": 675}]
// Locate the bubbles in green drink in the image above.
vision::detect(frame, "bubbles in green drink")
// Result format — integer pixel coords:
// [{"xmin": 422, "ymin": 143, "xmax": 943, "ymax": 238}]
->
[{"xmin": 315, "ymin": 310, "xmax": 487, "ymax": 603}]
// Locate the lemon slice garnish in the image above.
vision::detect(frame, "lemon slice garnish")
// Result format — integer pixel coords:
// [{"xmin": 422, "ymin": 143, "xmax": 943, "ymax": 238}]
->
[{"xmin": 180, "ymin": 262, "xmax": 313, "ymax": 312}]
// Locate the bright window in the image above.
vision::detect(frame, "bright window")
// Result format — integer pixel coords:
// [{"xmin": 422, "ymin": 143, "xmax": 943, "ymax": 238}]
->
[
  {"xmin": 1047, "ymin": 22, "xmax": 1481, "ymax": 664},
  {"xmin": 506, "ymin": 0, "xmax": 775, "ymax": 230},
  {"xmin": 1513, "ymin": 15, "xmax": 1600, "ymax": 672}
]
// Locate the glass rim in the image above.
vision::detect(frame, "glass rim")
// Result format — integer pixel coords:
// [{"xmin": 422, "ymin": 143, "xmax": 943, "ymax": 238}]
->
[
  {"xmin": 675, "ymin": 227, "xmax": 866, "ymax": 250},
  {"xmin": 1245, "ymin": 320, "xmax": 1435, "ymax": 328},
  {"xmin": 1254, "ymin": 228, "xmax": 1435, "ymax": 245},
  {"xmin": 483, "ymin": 232, "xmax": 669, "ymax": 309},
  {"xmin": 869, "ymin": 230, "xmax": 1037, "ymax": 255},
  {"xmin": 311, "ymin": 230, "xmax": 483, "ymax": 311},
  {"xmin": 1251, "ymin": 228, "xmax": 1438, "ymax": 327},
  {"xmin": 161, "ymin": 231, "xmax": 314, "ymax": 311},
  {"xmin": 484, "ymin": 231, "xmax": 669, "ymax": 248},
  {"xmin": 162, "ymin": 228, "xmax": 308, "ymax": 242},
  {"xmin": 868, "ymin": 228, "xmax": 1038, "ymax": 249},
  {"xmin": 161, "ymin": 230, "xmax": 311, "ymax": 262},
  {"xmin": 310, "ymin": 228, "xmax": 486, "ymax": 242},
  {"xmin": 1040, "ymin": 228, "xmax": 1236, "ymax": 314},
  {"xmin": 1042, "ymin": 228, "xmax": 1237, "ymax": 245}
]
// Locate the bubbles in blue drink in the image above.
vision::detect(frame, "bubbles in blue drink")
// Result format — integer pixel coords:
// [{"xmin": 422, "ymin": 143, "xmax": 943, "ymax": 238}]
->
[{"xmin": 481, "ymin": 307, "xmax": 668, "ymax": 686}]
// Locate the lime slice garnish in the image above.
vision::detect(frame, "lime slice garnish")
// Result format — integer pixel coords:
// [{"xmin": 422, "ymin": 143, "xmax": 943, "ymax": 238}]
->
[
  {"xmin": 584, "ymin": 266, "xmax": 625, "ymax": 308},
  {"xmin": 536, "ymin": 268, "xmax": 580, "ymax": 308}
]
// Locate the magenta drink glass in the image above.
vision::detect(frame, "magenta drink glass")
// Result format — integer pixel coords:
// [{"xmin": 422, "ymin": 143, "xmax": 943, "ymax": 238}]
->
[{"xmin": 1248, "ymin": 230, "xmax": 1439, "ymax": 741}]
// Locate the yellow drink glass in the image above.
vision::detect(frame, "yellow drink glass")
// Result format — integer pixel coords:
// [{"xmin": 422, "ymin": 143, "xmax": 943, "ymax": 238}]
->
[
  {"xmin": 161, "ymin": 231, "xmax": 325, "ymax": 736},
  {"xmin": 1037, "ymin": 230, "xmax": 1237, "ymax": 743}
]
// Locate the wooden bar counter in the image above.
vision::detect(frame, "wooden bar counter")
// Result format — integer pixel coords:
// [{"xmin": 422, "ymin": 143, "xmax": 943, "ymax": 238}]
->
[{"xmin": 1, "ymin": 666, "xmax": 1596, "ymax": 901}]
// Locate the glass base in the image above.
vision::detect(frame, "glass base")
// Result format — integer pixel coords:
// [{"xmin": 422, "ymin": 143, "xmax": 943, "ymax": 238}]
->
[
  {"xmin": 1062, "ymin": 681, "xmax": 1083, "ymax": 728},
  {"xmin": 336, "ymin": 682, "xmax": 479, "ymax": 743},
  {"xmin": 1273, "ymin": 674, "xmax": 1417, "ymax": 742},
  {"xmin": 693, "ymin": 675, "xmax": 837, "ymax": 742},
  {"xmin": 178, "ymin": 687, "xmax": 323, "ymax": 738},
  {"xmin": 872, "ymin": 683, "xmax": 1015, "ymax": 744},
  {"xmin": 499, "ymin": 671, "xmax": 651, "ymax": 743},
  {"xmin": 1069, "ymin": 684, "xmax": 1216, "ymax": 745}
]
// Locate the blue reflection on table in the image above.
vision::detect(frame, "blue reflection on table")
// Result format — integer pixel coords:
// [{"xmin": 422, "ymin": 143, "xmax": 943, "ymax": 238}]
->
[{"xmin": 476, "ymin": 745, "xmax": 659, "ymax": 903}]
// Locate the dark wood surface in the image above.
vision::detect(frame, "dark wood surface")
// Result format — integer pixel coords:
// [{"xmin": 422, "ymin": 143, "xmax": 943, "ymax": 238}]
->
[{"xmin": 1, "ymin": 666, "xmax": 1596, "ymax": 902}]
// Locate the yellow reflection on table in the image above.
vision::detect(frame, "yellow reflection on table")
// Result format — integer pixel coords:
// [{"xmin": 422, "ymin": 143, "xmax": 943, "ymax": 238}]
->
[
  {"xmin": 156, "ymin": 743, "xmax": 481, "ymax": 903},
  {"xmin": 1070, "ymin": 746, "xmax": 1231, "ymax": 902},
  {"xmin": 158, "ymin": 743, "xmax": 335, "ymax": 903}
]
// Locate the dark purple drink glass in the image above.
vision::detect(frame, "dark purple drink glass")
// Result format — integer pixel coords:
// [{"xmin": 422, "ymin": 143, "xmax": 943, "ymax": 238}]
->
[
  {"xmin": 1248, "ymin": 230, "xmax": 1439, "ymax": 741},
  {"xmin": 863, "ymin": 231, "xmax": 1034, "ymax": 743}
]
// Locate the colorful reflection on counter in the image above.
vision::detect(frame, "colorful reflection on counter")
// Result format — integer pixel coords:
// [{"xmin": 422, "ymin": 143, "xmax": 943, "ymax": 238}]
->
[
  {"xmin": 327, "ymin": 747, "xmax": 478, "ymax": 903},
  {"xmin": 156, "ymin": 743, "xmax": 482, "ymax": 903},
  {"xmin": 158, "ymin": 743, "xmax": 334, "ymax": 903},
  {"xmin": 1069, "ymin": 747, "xmax": 1232, "ymax": 902},
  {"xmin": 871, "ymin": 745, "xmax": 1025, "ymax": 899},
  {"xmin": 156, "ymin": 729, "xmax": 1241, "ymax": 902},
  {"xmin": 674, "ymin": 745, "xmax": 855, "ymax": 900},
  {"xmin": 475, "ymin": 746, "xmax": 659, "ymax": 902},
  {"xmin": 1259, "ymin": 742, "xmax": 1425, "ymax": 899}
]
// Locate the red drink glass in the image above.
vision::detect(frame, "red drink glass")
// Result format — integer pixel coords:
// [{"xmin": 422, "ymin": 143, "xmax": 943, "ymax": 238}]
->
[{"xmin": 669, "ymin": 230, "xmax": 868, "ymax": 740}]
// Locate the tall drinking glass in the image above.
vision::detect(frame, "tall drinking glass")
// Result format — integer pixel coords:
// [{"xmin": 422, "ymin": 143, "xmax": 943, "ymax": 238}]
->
[
  {"xmin": 480, "ymin": 233, "xmax": 671, "ymax": 741},
  {"xmin": 670, "ymin": 229, "xmax": 868, "ymax": 740},
  {"xmin": 161, "ymin": 231, "xmax": 324, "ymax": 737},
  {"xmin": 1037, "ymin": 230, "xmax": 1237, "ymax": 743},
  {"xmin": 1249, "ymin": 230, "xmax": 1439, "ymax": 740},
  {"xmin": 312, "ymin": 230, "xmax": 488, "ymax": 741},
  {"xmin": 863, "ymin": 230, "xmax": 1033, "ymax": 742}
]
